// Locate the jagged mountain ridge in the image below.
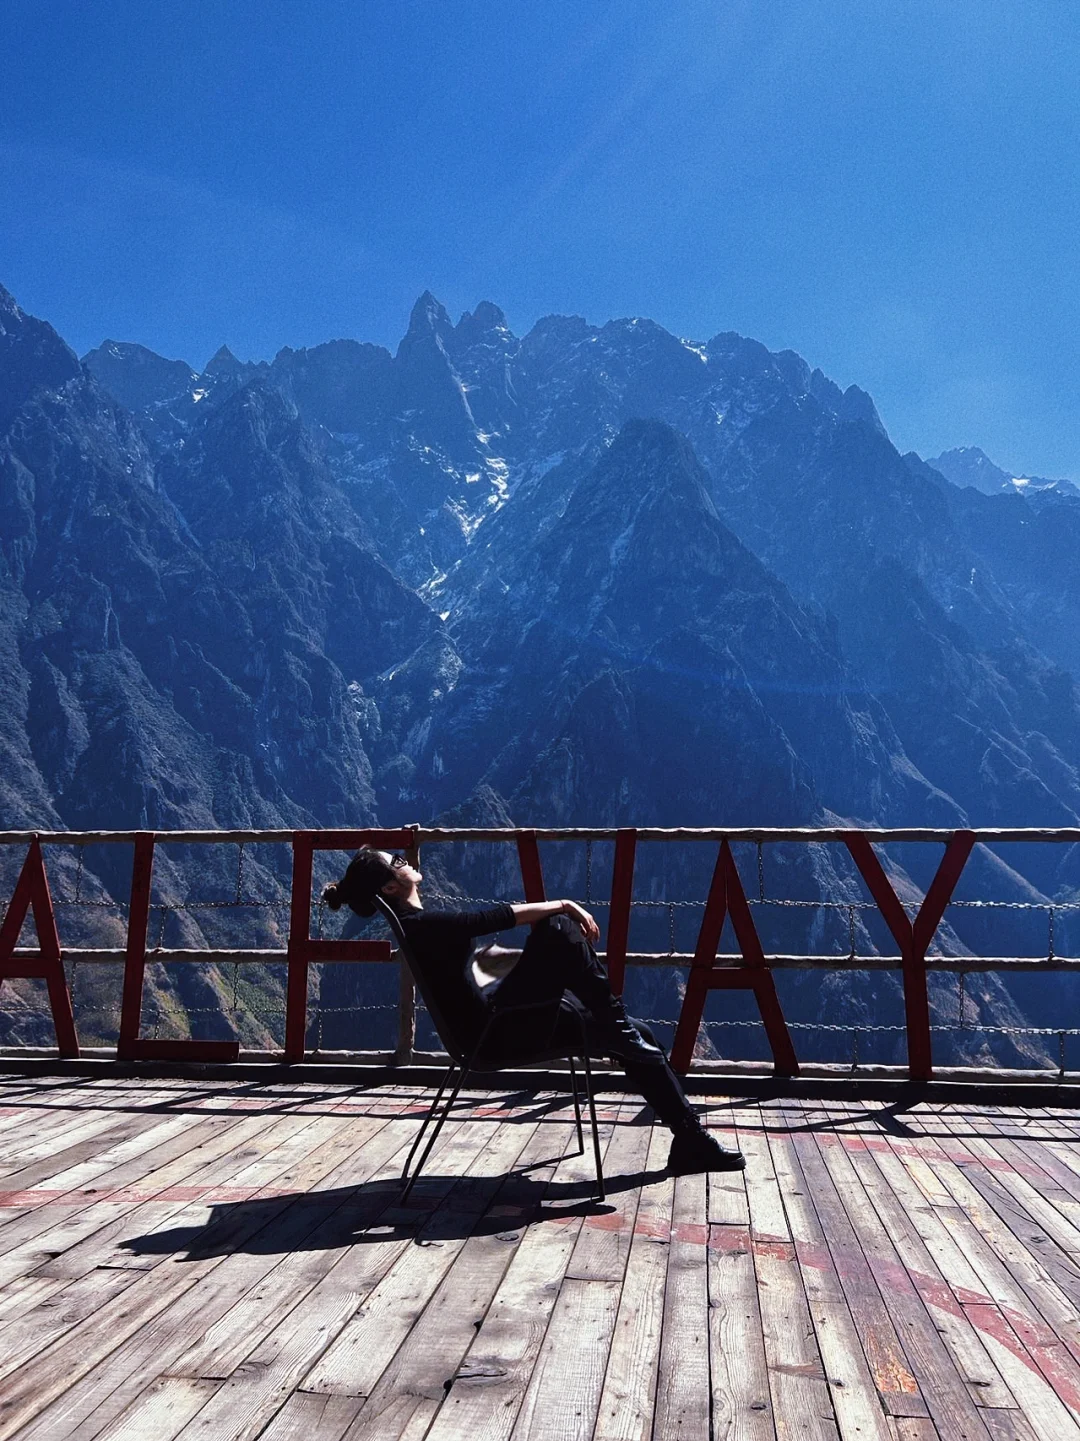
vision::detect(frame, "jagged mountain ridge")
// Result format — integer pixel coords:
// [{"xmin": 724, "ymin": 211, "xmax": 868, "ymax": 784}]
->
[{"xmin": 0, "ymin": 280, "xmax": 1076, "ymax": 1060}]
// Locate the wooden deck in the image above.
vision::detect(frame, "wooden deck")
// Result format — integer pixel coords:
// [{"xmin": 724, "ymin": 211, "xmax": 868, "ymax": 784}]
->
[{"xmin": 0, "ymin": 1078, "xmax": 1078, "ymax": 1439}]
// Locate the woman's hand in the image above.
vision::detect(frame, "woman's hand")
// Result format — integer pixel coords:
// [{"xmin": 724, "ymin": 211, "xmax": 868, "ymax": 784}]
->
[{"xmin": 560, "ymin": 900, "xmax": 600, "ymax": 944}]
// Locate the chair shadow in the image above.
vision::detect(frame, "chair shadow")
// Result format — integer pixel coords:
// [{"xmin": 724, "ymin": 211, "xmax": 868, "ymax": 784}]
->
[{"xmin": 120, "ymin": 1165, "xmax": 669, "ymax": 1262}]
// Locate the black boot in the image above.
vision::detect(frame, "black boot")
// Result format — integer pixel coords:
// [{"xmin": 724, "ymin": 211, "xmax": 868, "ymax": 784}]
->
[
  {"xmin": 667, "ymin": 1122, "xmax": 746, "ymax": 1174},
  {"xmin": 592, "ymin": 998, "xmax": 668, "ymax": 1066}
]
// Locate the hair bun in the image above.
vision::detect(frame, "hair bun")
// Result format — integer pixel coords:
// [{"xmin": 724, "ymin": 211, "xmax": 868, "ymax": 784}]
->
[{"xmin": 322, "ymin": 883, "xmax": 344, "ymax": 911}]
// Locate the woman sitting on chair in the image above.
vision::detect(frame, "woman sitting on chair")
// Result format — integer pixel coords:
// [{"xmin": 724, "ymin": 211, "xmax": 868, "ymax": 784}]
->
[{"xmin": 323, "ymin": 847, "xmax": 744, "ymax": 1175}]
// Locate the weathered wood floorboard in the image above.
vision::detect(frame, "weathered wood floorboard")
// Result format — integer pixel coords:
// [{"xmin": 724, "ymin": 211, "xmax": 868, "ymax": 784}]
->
[{"xmin": 0, "ymin": 1080, "xmax": 1079, "ymax": 1438}]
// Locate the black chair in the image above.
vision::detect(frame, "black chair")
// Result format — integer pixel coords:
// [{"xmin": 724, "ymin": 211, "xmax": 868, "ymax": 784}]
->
[{"xmin": 373, "ymin": 897, "xmax": 605, "ymax": 1203}]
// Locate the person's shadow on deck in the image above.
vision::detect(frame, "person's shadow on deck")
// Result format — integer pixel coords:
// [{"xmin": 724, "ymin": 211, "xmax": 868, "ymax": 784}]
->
[{"xmin": 119, "ymin": 1163, "xmax": 665, "ymax": 1262}]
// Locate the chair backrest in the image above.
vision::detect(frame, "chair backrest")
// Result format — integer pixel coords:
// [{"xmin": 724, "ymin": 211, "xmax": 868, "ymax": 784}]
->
[{"xmin": 372, "ymin": 895, "xmax": 471, "ymax": 1062}]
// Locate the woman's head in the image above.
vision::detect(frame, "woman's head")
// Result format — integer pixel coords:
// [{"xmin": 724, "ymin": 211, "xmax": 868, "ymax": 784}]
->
[{"xmin": 322, "ymin": 847, "xmax": 421, "ymax": 917}]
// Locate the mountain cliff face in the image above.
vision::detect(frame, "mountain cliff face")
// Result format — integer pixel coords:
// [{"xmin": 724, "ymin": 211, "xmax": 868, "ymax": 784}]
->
[{"xmin": 1, "ymin": 279, "xmax": 1077, "ymax": 1061}]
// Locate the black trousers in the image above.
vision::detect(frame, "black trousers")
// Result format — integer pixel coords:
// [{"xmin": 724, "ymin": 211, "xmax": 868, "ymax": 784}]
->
[{"xmin": 481, "ymin": 914, "xmax": 698, "ymax": 1132}]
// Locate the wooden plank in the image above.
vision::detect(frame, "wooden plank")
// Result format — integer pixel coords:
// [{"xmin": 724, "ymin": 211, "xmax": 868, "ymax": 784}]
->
[
  {"xmin": 565, "ymin": 1122, "xmax": 650, "ymax": 1283},
  {"xmin": 161, "ymin": 1120, "xmax": 416, "ymax": 1383},
  {"xmin": 338, "ymin": 1122, "xmax": 575, "ymax": 1441},
  {"xmin": 964, "ymin": 1304, "xmax": 1080, "ymax": 1441},
  {"xmin": 0, "ymin": 1104, "xmax": 137, "ymax": 1172},
  {"xmin": 427, "ymin": 1121, "xmax": 617, "ymax": 1441},
  {"xmin": 957, "ymin": 1160, "xmax": 1080, "ymax": 1324},
  {"xmin": 0, "ymin": 1110, "xmax": 401, "ymax": 1440},
  {"xmin": 889, "ymin": 1422, "xmax": 941, "ymax": 1441},
  {"xmin": 767, "ymin": 1111, "xmax": 895, "ymax": 1441},
  {"xmin": 592, "ymin": 1127, "xmax": 673, "ymax": 1441},
  {"xmin": 0, "ymin": 1244, "xmax": 222, "ymax": 1439},
  {"xmin": 12, "ymin": 1118, "xmax": 418, "ymax": 1441},
  {"xmin": 812, "ymin": 1130, "xmax": 996, "ymax": 1440},
  {"xmin": 0, "ymin": 1104, "xmax": 173, "ymax": 1190},
  {"xmin": 841, "ymin": 1135, "xmax": 1018, "ymax": 1411},
  {"xmin": 256, "ymin": 1393, "xmax": 363, "ymax": 1441},
  {"xmin": 95, "ymin": 1378, "xmax": 220, "ymax": 1441},
  {"xmin": 13, "ymin": 1113, "xmax": 315, "ymax": 1286},
  {"xmin": 917, "ymin": 1126, "xmax": 1080, "ymax": 1358},
  {"xmin": 165, "ymin": 1119, "xmax": 543, "ymax": 1441},
  {"xmin": 742, "ymin": 1107, "xmax": 839, "ymax": 1441},
  {"xmin": 740, "ymin": 1120, "xmax": 790, "ymax": 1244},
  {"xmin": 708, "ymin": 1225, "xmax": 775, "ymax": 1441},
  {"xmin": 508, "ymin": 1278, "xmax": 620, "ymax": 1441},
  {"xmin": 978, "ymin": 1406, "xmax": 1041, "ymax": 1441},
  {"xmin": 705, "ymin": 1103, "xmax": 750, "ymax": 1227},
  {"xmin": 0, "ymin": 1113, "xmax": 273, "ymax": 1296},
  {"xmin": 652, "ymin": 1172, "xmax": 711, "ymax": 1439},
  {"xmin": 790, "ymin": 1130, "xmax": 927, "ymax": 1420},
  {"xmin": 966, "ymin": 1132, "xmax": 1080, "ymax": 1267},
  {"xmin": 300, "ymin": 1118, "xmax": 542, "ymax": 1400}
]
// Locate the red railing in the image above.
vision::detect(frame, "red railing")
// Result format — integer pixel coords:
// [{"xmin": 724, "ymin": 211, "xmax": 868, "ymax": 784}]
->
[{"xmin": 1, "ymin": 825, "xmax": 1078, "ymax": 1080}]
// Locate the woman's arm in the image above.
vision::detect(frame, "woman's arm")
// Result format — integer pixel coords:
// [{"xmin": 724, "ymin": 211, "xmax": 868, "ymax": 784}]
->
[{"xmin": 509, "ymin": 899, "xmax": 600, "ymax": 944}]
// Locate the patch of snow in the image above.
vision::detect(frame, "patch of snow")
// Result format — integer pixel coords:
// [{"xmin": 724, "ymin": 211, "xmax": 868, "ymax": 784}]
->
[
  {"xmin": 487, "ymin": 456, "xmax": 510, "ymax": 503},
  {"xmin": 191, "ymin": 389, "xmax": 208, "ymax": 403}
]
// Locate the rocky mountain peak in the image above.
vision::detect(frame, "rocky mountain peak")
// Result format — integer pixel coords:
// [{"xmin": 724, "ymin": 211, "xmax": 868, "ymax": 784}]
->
[
  {"xmin": 82, "ymin": 340, "xmax": 198, "ymax": 413},
  {"xmin": 202, "ymin": 344, "xmax": 245, "ymax": 378},
  {"xmin": 400, "ymin": 291, "xmax": 455, "ymax": 354},
  {"xmin": 0, "ymin": 284, "xmax": 81, "ymax": 433},
  {"xmin": 454, "ymin": 300, "xmax": 510, "ymax": 342},
  {"xmin": 927, "ymin": 446, "xmax": 1012, "ymax": 495}
]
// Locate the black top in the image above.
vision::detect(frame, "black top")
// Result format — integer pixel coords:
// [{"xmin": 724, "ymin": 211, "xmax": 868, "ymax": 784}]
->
[{"xmin": 397, "ymin": 903, "xmax": 517, "ymax": 1047}]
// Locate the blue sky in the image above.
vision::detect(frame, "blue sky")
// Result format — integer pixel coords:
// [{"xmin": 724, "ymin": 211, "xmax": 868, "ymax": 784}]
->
[{"xmin": 2, "ymin": 0, "xmax": 1078, "ymax": 475}]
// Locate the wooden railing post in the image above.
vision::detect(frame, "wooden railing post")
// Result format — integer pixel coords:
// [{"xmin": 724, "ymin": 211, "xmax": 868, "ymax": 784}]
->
[
  {"xmin": 605, "ymin": 829, "xmax": 637, "ymax": 997},
  {"xmin": 516, "ymin": 832, "xmax": 546, "ymax": 903},
  {"xmin": 394, "ymin": 830, "xmax": 420, "ymax": 1064},
  {"xmin": 117, "ymin": 833, "xmax": 155, "ymax": 1061},
  {"xmin": 285, "ymin": 831, "xmax": 315, "ymax": 1062}
]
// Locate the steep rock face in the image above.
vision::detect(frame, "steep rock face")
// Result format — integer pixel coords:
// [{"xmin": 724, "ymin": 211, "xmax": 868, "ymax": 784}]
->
[
  {"xmin": 157, "ymin": 382, "xmax": 444, "ymax": 822},
  {"xmin": 930, "ymin": 468, "xmax": 1080, "ymax": 679},
  {"xmin": 0, "ymin": 285, "xmax": 81, "ymax": 434},
  {"xmin": 269, "ymin": 339, "xmax": 395, "ymax": 436},
  {"xmin": 412, "ymin": 421, "xmax": 951, "ymax": 833},
  {"xmin": 83, "ymin": 341, "xmax": 198, "ymax": 413}
]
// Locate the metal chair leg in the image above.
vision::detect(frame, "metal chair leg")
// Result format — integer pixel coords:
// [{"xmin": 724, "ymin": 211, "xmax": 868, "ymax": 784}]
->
[
  {"xmin": 402, "ymin": 1064, "xmax": 468, "ymax": 1202},
  {"xmin": 401, "ymin": 1062, "xmax": 456, "ymax": 1183},
  {"xmin": 580, "ymin": 1050, "xmax": 605, "ymax": 1202},
  {"xmin": 568, "ymin": 1056, "xmax": 585, "ymax": 1156}
]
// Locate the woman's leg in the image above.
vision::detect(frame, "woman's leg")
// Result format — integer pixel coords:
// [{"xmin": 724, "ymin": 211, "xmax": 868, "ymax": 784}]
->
[
  {"xmin": 542, "ymin": 1000, "xmax": 744, "ymax": 1173},
  {"xmin": 493, "ymin": 915, "xmax": 664, "ymax": 1064}
]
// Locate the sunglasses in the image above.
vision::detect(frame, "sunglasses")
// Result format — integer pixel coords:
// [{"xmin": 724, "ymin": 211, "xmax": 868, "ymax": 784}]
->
[{"xmin": 389, "ymin": 854, "xmax": 409, "ymax": 870}]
